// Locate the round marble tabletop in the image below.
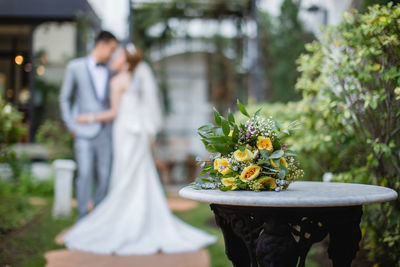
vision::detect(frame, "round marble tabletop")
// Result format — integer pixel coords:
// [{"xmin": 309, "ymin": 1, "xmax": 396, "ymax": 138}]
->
[{"xmin": 179, "ymin": 181, "xmax": 398, "ymax": 207}]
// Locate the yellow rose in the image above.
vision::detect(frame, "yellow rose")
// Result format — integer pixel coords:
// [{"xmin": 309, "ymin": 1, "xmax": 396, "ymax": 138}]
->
[
  {"xmin": 214, "ymin": 158, "xmax": 231, "ymax": 175},
  {"xmin": 257, "ymin": 176, "xmax": 277, "ymax": 190},
  {"xmin": 270, "ymin": 157, "xmax": 288, "ymax": 169},
  {"xmin": 233, "ymin": 149, "xmax": 253, "ymax": 162},
  {"xmin": 257, "ymin": 136, "xmax": 273, "ymax": 151},
  {"xmin": 221, "ymin": 177, "xmax": 238, "ymax": 190},
  {"xmin": 240, "ymin": 165, "xmax": 261, "ymax": 182}
]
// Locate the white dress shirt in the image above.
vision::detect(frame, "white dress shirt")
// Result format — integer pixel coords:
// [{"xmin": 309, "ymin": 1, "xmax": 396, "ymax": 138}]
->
[{"xmin": 87, "ymin": 56, "xmax": 108, "ymax": 101}]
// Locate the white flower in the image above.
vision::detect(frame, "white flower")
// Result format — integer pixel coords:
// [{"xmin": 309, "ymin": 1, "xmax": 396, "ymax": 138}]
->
[
  {"xmin": 202, "ymin": 182, "xmax": 217, "ymax": 189},
  {"xmin": 3, "ymin": 104, "xmax": 12, "ymax": 114}
]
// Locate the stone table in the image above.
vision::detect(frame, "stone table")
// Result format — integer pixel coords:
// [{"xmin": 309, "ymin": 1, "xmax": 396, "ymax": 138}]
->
[{"xmin": 179, "ymin": 181, "xmax": 398, "ymax": 267}]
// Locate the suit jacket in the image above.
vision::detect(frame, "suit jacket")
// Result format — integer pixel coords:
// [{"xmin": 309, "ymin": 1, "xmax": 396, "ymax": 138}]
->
[{"xmin": 59, "ymin": 57, "xmax": 111, "ymax": 138}]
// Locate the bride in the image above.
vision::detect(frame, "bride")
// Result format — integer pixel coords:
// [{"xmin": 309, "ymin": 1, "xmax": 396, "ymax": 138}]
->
[{"xmin": 64, "ymin": 44, "xmax": 216, "ymax": 255}]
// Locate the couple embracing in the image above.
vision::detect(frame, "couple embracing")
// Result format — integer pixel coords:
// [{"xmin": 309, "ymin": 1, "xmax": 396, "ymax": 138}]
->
[{"xmin": 59, "ymin": 31, "xmax": 216, "ymax": 255}]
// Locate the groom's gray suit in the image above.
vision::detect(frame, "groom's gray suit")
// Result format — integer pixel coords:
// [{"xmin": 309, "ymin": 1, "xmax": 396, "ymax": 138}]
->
[{"xmin": 59, "ymin": 57, "xmax": 112, "ymax": 219}]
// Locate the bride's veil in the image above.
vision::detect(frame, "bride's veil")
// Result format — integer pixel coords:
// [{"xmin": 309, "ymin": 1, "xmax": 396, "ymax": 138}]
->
[{"xmin": 125, "ymin": 43, "xmax": 163, "ymax": 137}]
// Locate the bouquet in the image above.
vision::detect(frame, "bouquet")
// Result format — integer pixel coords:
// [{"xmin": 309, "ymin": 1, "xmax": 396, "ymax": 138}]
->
[{"xmin": 193, "ymin": 100, "xmax": 304, "ymax": 192}]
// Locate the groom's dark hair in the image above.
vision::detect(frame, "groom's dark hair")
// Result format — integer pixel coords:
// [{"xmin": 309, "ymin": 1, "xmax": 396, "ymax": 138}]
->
[{"xmin": 95, "ymin": 30, "xmax": 118, "ymax": 44}]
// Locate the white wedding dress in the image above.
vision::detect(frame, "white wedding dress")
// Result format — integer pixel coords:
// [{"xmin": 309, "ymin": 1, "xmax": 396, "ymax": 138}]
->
[{"xmin": 64, "ymin": 62, "xmax": 216, "ymax": 255}]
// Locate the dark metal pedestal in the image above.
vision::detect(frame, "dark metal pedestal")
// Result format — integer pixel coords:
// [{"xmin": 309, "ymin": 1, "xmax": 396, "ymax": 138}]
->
[{"xmin": 210, "ymin": 204, "xmax": 363, "ymax": 267}]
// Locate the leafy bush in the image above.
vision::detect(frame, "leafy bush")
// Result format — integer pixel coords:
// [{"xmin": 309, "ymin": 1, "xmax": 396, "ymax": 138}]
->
[
  {"xmin": 0, "ymin": 97, "xmax": 27, "ymax": 182},
  {"xmin": 0, "ymin": 171, "xmax": 54, "ymax": 198},
  {"xmin": 0, "ymin": 195, "xmax": 40, "ymax": 236},
  {"xmin": 35, "ymin": 120, "xmax": 73, "ymax": 160},
  {"xmin": 0, "ymin": 98, "xmax": 26, "ymax": 146},
  {"xmin": 296, "ymin": 3, "xmax": 400, "ymax": 266}
]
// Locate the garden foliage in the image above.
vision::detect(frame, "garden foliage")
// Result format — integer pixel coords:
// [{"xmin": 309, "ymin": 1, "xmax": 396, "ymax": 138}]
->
[{"xmin": 295, "ymin": 3, "xmax": 400, "ymax": 265}]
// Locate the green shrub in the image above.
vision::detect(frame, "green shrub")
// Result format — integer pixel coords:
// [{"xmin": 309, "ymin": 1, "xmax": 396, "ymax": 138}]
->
[
  {"xmin": 35, "ymin": 120, "xmax": 73, "ymax": 160},
  {"xmin": 296, "ymin": 3, "xmax": 400, "ymax": 265},
  {"xmin": 0, "ymin": 195, "xmax": 40, "ymax": 236},
  {"xmin": 0, "ymin": 97, "xmax": 26, "ymax": 147},
  {"xmin": 0, "ymin": 97, "xmax": 27, "ymax": 184},
  {"xmin": 16, "ymin": 172, "xmax": 54, "ymax": 197}
]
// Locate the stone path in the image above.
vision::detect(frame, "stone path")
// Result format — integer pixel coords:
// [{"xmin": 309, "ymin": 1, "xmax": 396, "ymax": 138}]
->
[
  {"xmin": 47, "ymin": 196, "xmax": 208, "ymax": 267},
  {"xmin": 45, "ymin": 249, "xmax": 210, "ymax": 267}
]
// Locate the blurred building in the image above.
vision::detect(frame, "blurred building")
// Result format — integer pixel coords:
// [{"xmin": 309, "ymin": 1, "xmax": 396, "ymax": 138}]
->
[
  {"xmin": 0, "ymin": 0, "xmax": 100, "ymax": 140},
  {"xmin": 131, "ymin": 0, "xmax": 362, "ymax": 182}
]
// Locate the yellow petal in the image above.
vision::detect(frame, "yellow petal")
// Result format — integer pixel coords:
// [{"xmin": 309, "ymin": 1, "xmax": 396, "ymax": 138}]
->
[
  {"xmin": 215, "ymin": 158, "xmax": 231, "ymax": 175},
  {"xmin": 270, "ymin": 157, "xmax": 288, "ymax": 169},
  {"xmin": 240, "ymin": 165, "xmax": 261, "ymax": 182},
  {"xmin": 257, "ymin": 136, "xmax": 273, "ymax": 151},
  {"xmin": 221, "ymin": 178, "xmax": 238, "ymax": 190},
  {"xmin": 233, "ymin": 149, "xmax": 252, "ymax": 162}
]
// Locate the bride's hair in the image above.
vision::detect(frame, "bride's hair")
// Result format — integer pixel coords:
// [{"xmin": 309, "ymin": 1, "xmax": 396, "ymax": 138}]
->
[{"xmin": 123, "ymin": 46, "xmax": 143, "ymax": 73}]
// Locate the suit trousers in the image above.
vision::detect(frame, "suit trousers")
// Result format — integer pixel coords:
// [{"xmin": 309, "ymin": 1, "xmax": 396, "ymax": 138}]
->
[{"xmin": 74, "ymin": 125, "xmax": 112, "ymax": 219}]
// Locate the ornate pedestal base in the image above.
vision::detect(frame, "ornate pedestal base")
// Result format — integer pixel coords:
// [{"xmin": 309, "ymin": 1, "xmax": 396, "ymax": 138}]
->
[{"xmin": 210, "ymin": 204, "xmax": 362, "ymax": 267}]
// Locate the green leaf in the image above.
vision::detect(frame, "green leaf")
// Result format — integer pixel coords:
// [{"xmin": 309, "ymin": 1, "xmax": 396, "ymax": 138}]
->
[
  {"xmin": 237, "ymin": 99, "xmax": 250, "ymax": 117},
  {"xmin": 198, "ymin": 132, "xmax": 210, "ymax": 140},
  {"xmin": 198, "ymin": 123, "xmax": 214, "ymax": 132},
  {"xmin": 206, "ymin": 136, "xmax": 229, "ymax": 144},
  {"xmin": 213, "ymin": 144, "xmax": 235, "ymax": 154},
  {"xmin": 254, "ymin": 107, "xmax": 262, "ymax": 116},
  {"xmin": 195, "ymin": 177, "xmax": 204, "ymax": 184},
  {"xmin": 199, "ymin": 165, "xmax": 212, "ymax": 175},
  {"xmin": 213, "ymin": 108, "xmax": 222, "ymax": 126},
  {"xmin": 260, "ymin": 149, "xmax": 271, "ymax": 159},
  {"xmin": 215, "ymin": 127, "xmax": 223, "ymax": 136},
  {"xmin": 257, "ymin": 159, "xmax": 268, "ymax": 165},
  {"xmin": 239, "ymin": 145, "xmax": 246, "ymax": 153},
  {"xmin": 209, "ymin": 175, "xmax": 219, "ymax": 182},
  {"xmin": 221, "ymin": 118, "xmax": 231, "ymax": 136},
  {"xmin": 209, "ymin": 172, "xmax": 217, "ymax": 180},
  {"xmin": 204, "ymin": 145, "xmax": 217, "ymax": 153},
  {"xmin": 228, "ymin": 109, "xmax": 235, "ymax": 124},
  {"xmin": 237, "ymin": 183, "xmax": 248, "ymax": 190},
  {"xmin": 281, "ymin": 165, "xmax": 288, "ymax": 173},
  {"xmin": 278, "ymin": 169, "xmax": 286, "ymax": 179},
  {"xmin": 232, "ymin": 125, "xmax": 239, "ymax": 143},
  {"xmin": 265, "ymin": 167, "xmax": 279, "ymax": 173},
  {"xmin": 274, "ymin": 119, "xmax": 281, "ymax": 130},
  {"xmin": 369, "ymin": 100, "xmax": 378, "ymax": 110},
  {"xmin": 269, "ymin": 150, "xmax": 284, "ymax": 159},
  {"xmin": 220, "ymin": 186, "xmax": 232, "ymax": 192},
  {"xmin": 284, "ymin": 150, "xmax": 297, "ymax": 157},
  {"xmin": 272, "ymin": 138, "xmax": 281, "ymax": 150}
]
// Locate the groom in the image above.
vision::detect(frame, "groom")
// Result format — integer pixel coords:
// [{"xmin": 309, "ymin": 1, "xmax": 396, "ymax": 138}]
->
[{"xmin": 59, "ymin": 31, "xmax": 119, "ymax": 219}]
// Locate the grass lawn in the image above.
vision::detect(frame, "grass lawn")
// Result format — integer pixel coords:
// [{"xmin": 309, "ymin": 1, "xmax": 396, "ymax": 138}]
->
[
  {"xmin": 0, "ymin": 197, "xmax": 76, "ymax": 267},
  {"xmin": 0, "ymin": 195, "xmax": 231, "ymax": 267},
  {"xmin": 0, "ymin": 195, "xmax": 322, "ymax": 267}
]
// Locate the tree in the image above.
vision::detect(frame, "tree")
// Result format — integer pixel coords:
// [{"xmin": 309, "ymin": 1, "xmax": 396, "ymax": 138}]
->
[
  {"xmin": 260, "ymin": 0, "xmax": 314, "ymax": 102},
  {"xmin": 296, "ymin": 3, "xmax": 400, "ymax": 265}
]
